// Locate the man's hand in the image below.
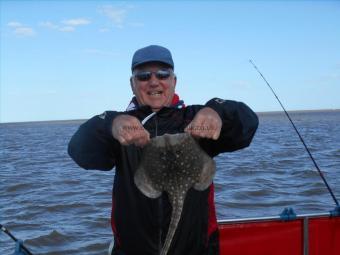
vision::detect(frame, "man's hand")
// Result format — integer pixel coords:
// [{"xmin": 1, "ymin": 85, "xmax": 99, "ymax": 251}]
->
[
  {"xmin": 112, "ymin": 115, "xmax": 150, "ymax": 147},
  {"xmin": 184, "ymin": 107, "xmax": 222, "ymax": 140}
]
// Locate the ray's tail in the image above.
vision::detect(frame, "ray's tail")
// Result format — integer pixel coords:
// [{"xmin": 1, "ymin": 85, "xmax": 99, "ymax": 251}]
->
[{"xmin": 160, "ymin": 195, "xmax": 184, "ymax": 255}]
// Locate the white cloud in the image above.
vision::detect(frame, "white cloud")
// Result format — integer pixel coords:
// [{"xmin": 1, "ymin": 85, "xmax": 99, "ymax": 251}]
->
[
  {"xmin": 59, "ymin": 26, "xmax": 75, "ymax": 32},
  {"xmin": 14, "ymin": 27, "xmax": 35, "ymax": 36},
  {"xmin": 7, "ymin": 21, "xmax": 23, "ymax": 27},
  {"xmin": 99, "ymin": 28, "xmax": 110, "ymax": 33},
  {"xmin": 320, "ymin": 72, "xmax": 340, "ymax": 82},
  {"xmin": 99, "ymin": 5, "xmax": 127, "ymax": 28},
  {"xmin": 7, "ymin": 21, "xmax": 35, "ymax": 37},
  {"xmin": 40, "ymin": 18, "xmax": 90, "ymax": 32},
  {"xmin": 62, "ymin": 18, "xmax": 91, "ymax": 26},
  {"xmin": 98, "ymin": 5, "xmax": 144, "ymax": 29},
  {"xmin": 129, "ymin": 22, "xmax": 144, "ymax": 28},
  {"xmin": 39, "ymin": 21, "xmax": 59, "ymax": 29}
]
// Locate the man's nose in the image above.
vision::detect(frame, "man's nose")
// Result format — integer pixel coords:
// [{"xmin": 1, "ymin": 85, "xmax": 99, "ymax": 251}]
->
[{"xmin": 149, "ymin": 73, "xmax": 160, "ymax": 86}]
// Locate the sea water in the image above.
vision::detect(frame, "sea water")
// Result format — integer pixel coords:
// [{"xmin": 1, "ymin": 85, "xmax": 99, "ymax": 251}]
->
[{"xmin": 1, "ymin": 110, "xmax": 339, "ymax": 254}]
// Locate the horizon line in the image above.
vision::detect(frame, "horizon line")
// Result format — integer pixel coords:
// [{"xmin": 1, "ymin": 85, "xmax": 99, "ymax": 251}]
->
[{"xmin": 1, "ymin": 108, "xmax": 340, "ymax": 125}]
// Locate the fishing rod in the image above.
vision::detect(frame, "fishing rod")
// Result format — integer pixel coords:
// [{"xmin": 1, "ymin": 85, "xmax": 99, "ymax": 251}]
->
[
  {"xmin": 0, "ymin": 223, "xmax": 34, "ymax": 255},
  {"xmin": 249, "ymin": 59, "xmax": 339, "ymax": 207}
]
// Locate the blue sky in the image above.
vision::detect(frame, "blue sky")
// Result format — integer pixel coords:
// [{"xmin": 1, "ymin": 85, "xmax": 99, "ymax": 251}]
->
[{"xmin": 1, "ymin": 0, "xmax": 339, "ymax": 123}]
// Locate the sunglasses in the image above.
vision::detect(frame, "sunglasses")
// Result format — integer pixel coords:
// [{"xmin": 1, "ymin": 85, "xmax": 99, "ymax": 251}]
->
[{"xmin": 132, "ymin": 70, "xmax": 173, "ymax": 81}]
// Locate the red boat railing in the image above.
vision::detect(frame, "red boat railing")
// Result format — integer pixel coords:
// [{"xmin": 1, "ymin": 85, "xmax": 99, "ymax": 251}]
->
[{"xmin": 218, "ymin": 212, "xmax": 340, "ymax": 255}]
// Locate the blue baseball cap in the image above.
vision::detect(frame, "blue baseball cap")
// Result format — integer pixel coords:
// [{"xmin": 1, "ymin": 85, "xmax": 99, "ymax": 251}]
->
[{"xmin": 131, "ymin": 45, "xmax": 174, "ymax": 71}]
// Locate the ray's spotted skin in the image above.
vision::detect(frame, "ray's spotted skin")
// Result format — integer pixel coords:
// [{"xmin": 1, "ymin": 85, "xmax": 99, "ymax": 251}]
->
[{"xmin": 134, "ymin": 133, "xmax": 216, "ymax": 255}]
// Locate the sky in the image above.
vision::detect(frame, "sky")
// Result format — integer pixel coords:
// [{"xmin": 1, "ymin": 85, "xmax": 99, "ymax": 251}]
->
[{"xmin": 1, "ymin": 0, "xmax": 339, "ymax": 123}]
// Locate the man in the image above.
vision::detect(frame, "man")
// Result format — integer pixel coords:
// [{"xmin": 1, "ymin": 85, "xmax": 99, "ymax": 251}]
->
[{"xmin": 68, "ymin": 45, "xmax": 258, "ymax": 255}]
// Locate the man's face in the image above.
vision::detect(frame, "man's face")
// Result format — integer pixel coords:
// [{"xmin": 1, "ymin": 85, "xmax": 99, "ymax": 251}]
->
[{"xmin": 131, "ymin": 63, "xmax": 177, "ymax": 112}]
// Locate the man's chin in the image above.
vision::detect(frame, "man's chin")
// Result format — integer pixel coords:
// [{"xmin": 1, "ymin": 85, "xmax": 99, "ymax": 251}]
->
[
  {"xmin": 147, "ymin": 101, "xmax": 167, "ymax": 110},
  {"xmin": 151, "ymin": 103, "xmax": 172, "ymax": 111},
  {"xmin": 150, "ymin": 105, "xmax": 163, "ymax": 112}
]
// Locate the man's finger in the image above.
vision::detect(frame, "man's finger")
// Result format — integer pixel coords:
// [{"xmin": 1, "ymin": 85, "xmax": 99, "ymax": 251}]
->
[
  {"xmin": 211, "ymin": 127, "xmax": 220, "ymax": 140},
  {"xmin": 117, "ymin": 136, "xmax": 128, "ymax": 145},
  {"xmin": 131, "ymin": 129, "xmax": 150, "ymax": 147}
]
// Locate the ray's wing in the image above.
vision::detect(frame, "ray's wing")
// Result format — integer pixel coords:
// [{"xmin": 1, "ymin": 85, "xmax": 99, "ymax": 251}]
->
[
  {"xmin": 193, "ymin": 145, "xmax": 216, "ymax": 191},
  {"xmin": 134, "ymin": 165, "xmax": 162, "ymax": 198}
]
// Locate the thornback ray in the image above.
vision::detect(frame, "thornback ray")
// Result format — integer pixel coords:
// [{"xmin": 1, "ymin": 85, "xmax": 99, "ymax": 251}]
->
[{"xmin": 134, "ymin": 133, "xmax": 216, "ymax": 255}]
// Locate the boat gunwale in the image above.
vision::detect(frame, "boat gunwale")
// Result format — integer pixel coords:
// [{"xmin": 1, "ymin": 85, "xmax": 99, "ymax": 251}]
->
[{"xmin": 217, "ymin": 212, "xmax": 335, "ymax": 224}]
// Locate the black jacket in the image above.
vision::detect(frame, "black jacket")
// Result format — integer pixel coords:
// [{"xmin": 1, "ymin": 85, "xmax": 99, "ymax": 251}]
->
[{"xmin": 68, "ymin": 98, "xmax": 258, "ymax": 255}]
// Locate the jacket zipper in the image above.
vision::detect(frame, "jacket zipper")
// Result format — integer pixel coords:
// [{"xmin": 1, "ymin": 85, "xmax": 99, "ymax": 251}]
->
[{"xmin": 154, "ymin": 113, "xmax": 158, "ymax": 137}]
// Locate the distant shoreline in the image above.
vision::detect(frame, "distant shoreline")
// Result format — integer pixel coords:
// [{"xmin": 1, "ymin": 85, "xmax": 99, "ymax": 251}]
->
[
  {"xmin": 1, "ymin": 109, "xmax": 340, "ymax": 125},
  {"xmin": 256, "ymin": 108, "xmax": 340, "ymax": 115}
]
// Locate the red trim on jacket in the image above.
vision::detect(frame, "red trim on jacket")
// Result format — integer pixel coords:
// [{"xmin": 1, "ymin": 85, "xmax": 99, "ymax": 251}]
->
[
  {"xmin": 207, "ymin": 184, "xmax": 218, "ymax": 239},
  {"xmin": 171, "ymin": 94, "xmax": 180, "ymax": 105},
  {"xmin": 111, "ymin": 195, "xmax": 121, "ymax": 247}
]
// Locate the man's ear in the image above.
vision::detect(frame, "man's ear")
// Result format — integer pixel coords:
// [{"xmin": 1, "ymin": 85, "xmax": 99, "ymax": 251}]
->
[
  {"xmin": 173, "ymin": 75, "xmax": 177, "ymax": 89},
  {"xmin": 130, "ymin": 77, "xmax": 136, "ymax": 95}
]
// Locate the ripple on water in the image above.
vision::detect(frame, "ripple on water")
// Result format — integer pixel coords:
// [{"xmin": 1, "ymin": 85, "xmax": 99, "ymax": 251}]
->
[
  {"xmin": 26, "ymin": 230, "xmax": 70, "ymax": 247},
  {"xmin": 5, "ymin": 183, "xmax": 32, "ymax": 193}
]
